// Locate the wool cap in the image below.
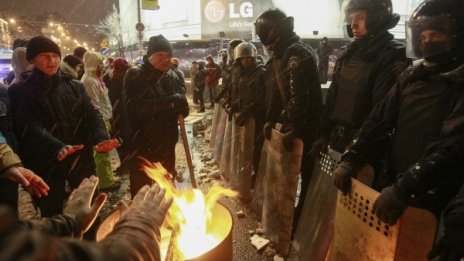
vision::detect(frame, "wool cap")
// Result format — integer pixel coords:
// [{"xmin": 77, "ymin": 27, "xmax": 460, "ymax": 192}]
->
[
  {"xmin": 26, "ymin": 36, "xmax": 61, "ymax": 61},
  {"xmin": 147, "ymin": 35, "xmax": 173, "ymax": 57}
]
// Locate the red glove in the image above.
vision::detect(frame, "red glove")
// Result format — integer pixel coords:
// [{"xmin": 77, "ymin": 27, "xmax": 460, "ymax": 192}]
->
[{"xmin": 95, "ymin": 139, "xmax": 121, "ymax": 153}]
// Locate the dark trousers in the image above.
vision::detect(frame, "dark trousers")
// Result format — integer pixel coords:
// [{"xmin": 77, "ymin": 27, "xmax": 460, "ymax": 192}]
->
[
  {"xmin": 197, "ymin": 87, "xmax": 205, "ymax": 110},
  {"xmin": 318, "ymin": 61, "xmax": 329, "ymax": 84},
  {"xmin": 33, "ymin": 151, "xmax": 95, "ymax": 217},
  {"xmin": 206, "ymin": 84, "xmax": 217, "ymax": 106},
  {"xmin": 129, "ymin": 143, "xmax": 176, "ymax": 198},
  {"xmin": 293, "ymin": 137, "xmax": 316, "ymax": 232}
]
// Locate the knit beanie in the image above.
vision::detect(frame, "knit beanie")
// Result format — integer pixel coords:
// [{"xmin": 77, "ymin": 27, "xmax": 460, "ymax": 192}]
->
[
  {"xmin": 26, "ymin": 36, "xmax": 61, "ymax": 61},
  {"xmin": 63, "ymin": 54, "xmax": 82, "ymax": 69},
  {"xmin": 147, "ymin": 35, "xmax": 173, "ymax": 57}
]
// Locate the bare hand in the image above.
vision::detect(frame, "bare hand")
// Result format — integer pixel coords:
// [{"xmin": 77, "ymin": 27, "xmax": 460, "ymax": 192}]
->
[
  {"xmin": 64, "ymin": 176, "xmax": 107, "ymax": 235},
  {"xmin": 117, "ymin": 184, "xmax": 173, "ymax": 229},
  {"xmin": 57, "ymin": 145, "xmax": 84, "ymax": 161},
  {"xmin": 95, "ymin": 139, "xmax": 121, "ymax": 153},
  {"xmin": 3, "ymin": 166, "xmax": 49, "ymax": 197}
]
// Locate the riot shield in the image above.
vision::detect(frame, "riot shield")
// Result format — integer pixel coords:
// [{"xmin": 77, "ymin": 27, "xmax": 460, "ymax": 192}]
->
[
  {"xmin": 228, "ymin": 116, "xmax": 255, "ymax": 201},
  {"xmin": 331, "ymin": 179, "xmax": 437, "ymax": 261},
  {"xmin": 250, "ymin": 133, "xmax": 269, "ymax": 218},
  {"xmin": 260, "ymin": 128, "xmax": 303, "ymax": 256},
  {"xmin": 293, "ymin": 148, "xmax": 341, "ymax": 260},
  {"xmin": 213, "ymin": 109, "xmax": 228, "ymax": 165},
  {"xmin": 210, "ymin": 104, "xmax": 222, "ymax": 149},
  {"xmin": 219, "ymin": 115, "xmax": 234, "ymax": 180}
]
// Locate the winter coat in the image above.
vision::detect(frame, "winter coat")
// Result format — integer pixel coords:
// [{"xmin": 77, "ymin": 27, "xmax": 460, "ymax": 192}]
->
[
  {"xmin": 346, "ymin": 63, "xmax": 464, "ymax": 211},
  {"xmin": 0, "ymin": 206, "xmax": 163, "ymax": 261},
  {"xmin": 122, "ymin": 60, "xmax": 187, "ymax": 153},
  {"xmin": 171, "ymin": 67, "xmax": 186, "ymax": 94},
  {"xmin": 265, "ymin": 31, "xmax": 322, "ymax": 140},
  {"xmin": 321, "ymin": 32, "xmax": 410, "ymax": 149},
  {"xmin": 205, "ymin": 62, "xmax": 221, "ymax": 87},
  {"xmin": 8, "ymin": 68, "xmax": 109, "ymax": 178},
  {"xmin": 190, "ymin": 65, "xmax": 199, "ymax": 88},
  {"xmin": 60, "ymin": 62, "xmax": 79, "ymax": 80},
  {"xmin": 81, "ymin": 52, "xmax": 113, "ymax": 121}
]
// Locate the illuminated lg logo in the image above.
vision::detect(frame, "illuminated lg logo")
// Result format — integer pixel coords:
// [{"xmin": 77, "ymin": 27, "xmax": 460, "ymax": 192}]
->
[{"xmin": 204, "ymin": 0, "xmax": 226, "ymax": 23}]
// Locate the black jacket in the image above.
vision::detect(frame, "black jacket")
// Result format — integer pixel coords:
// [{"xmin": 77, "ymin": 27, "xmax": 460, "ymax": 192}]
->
[
  {"xmin": 265, "ymin": 32, "xmax": 322, "ymax": 140},
  {"xmin": 8, "ymin": 68, "xmax": 108, "ymax": 178},
  {"xmin": 345, "ymin": 63, "xmax": 464, "ymax": 202},
  {"xmin": 321, "ymin": 32, "xmax": 410, "ymax": 142},
  {"xmin": 122, "ymin": 61, "xmax": 187, "ymax": 152}
]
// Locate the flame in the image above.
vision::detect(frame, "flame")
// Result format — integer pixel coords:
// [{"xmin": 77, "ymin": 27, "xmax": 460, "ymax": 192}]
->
[{"xmin": 142, "ymin": 160, "xmax": 237, "ymax": 260}]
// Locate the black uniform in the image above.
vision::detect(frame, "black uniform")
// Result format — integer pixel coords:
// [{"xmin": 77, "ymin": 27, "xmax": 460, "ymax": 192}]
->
[
  {"xmin": 344, "ymin": 63, "xmax": 464, "ymax": 215},
  {"xmin": 264, "ymin": 31, "xmax": 322, "ymax": 228},
  {"xmin": 321, "ymin": 32, "xmax": 410, "ymax": 153}
]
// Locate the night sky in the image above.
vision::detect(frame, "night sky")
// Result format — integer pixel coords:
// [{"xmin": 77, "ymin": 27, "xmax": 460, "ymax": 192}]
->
[{"xmin": 0, "ymin": 0, "xmax": 118, "ymax": 25}]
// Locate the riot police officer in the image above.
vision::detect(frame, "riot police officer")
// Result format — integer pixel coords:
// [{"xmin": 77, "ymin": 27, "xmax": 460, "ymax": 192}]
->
[{"xmin": 255, "ymin": 8, "xmax": 322, "ymax": 228}]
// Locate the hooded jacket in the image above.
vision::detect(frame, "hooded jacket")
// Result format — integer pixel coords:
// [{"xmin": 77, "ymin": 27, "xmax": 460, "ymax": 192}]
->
[{"xmin": 81, "ymin": 52, "xmax": 113, "ymax": 121}]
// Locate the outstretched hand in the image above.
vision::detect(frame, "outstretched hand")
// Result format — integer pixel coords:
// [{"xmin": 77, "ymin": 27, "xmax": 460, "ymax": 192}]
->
[
  {"xmin": 95, "ymin": 139, "xmax": 121, "ymax": 153},
  {"xmin": 64, "ymin": 176, "xmax": 107, "ymax": 235},
  {"xmin": 57, "ymin": 145, "xmax": 84, "ymax": 161},
  {"xmin": 3, "ymin": 166, "xmax": 49, "ymax": 197}
]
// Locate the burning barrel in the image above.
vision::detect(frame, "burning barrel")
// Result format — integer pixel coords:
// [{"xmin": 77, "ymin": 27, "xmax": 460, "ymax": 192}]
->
[{"xmin": 97, "ymin": 202, "xmax": 233, "ymax": 261}]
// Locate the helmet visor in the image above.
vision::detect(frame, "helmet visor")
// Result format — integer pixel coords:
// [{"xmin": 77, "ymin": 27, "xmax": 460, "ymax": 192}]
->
[{"xmin": 406, "ymin": 14, "xmax": 456, "ymax": 59}]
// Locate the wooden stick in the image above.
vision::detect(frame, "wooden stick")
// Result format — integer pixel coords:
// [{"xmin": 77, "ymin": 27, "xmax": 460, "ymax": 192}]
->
[{"xmin": 178, "ymin": 115, "xmax": 197, "ymax": 188}]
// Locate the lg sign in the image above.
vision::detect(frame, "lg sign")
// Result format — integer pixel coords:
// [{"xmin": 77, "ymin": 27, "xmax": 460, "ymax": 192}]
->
[{"xmin": 204, "ymin": 0, "xmax": 254, "ymax": 23}]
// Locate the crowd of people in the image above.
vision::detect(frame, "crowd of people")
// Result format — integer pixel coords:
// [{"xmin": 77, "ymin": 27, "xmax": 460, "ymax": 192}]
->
[{"xmin": 0, "ymin": 0, "xmax": 463, "ymax": 259}]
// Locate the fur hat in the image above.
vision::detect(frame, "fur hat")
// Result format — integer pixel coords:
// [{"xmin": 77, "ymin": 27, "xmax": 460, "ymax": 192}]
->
[
  {"xmin": 147, "ymin": 35, "xmax": 173, "ymax": 57},
  {"xmin": 26, "ymin": 36, "xmax": 61, "ymax": 61}
]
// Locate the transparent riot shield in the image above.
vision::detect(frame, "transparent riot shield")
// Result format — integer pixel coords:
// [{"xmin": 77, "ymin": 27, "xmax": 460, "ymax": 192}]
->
[
  {"xmin": 228, "ymin": 116, "xmax": 255, "ymax": 201},
  {"xmin": 260, "ymin": 128, "xmax": 303, "ymax": 256},
  {"xmin": 293, "ymin": 148, "xmax": 341, "ymax": 260},
  {"xmin": 213, "ymin": 109, "xmax": 228, "ymax": 165},
  {"xmin": 219, "ymin": 115, "xmax": 234, "ymax": 180},
  {"xmin": 210, "ymin": 104, "xmax": 222, "ymax": 149},
  {"xmin": 331, "ymin": 179, "xmax": 437, "ymax": 261}
]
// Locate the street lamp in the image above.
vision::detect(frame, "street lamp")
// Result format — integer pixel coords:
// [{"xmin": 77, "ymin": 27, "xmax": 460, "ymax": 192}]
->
[{"xmin": 8, "ymin": 18, "xmax": 16, "ymax": 24}]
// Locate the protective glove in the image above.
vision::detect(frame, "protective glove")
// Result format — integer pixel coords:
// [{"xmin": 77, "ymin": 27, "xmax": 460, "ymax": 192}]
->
[
  {"xmin": 63, "ymin": 176, "xmax": 107, "ymax": 236},
  {"xmin": 310, "ymin": 137, "xmax": 328, "ymax": 158},
  {"xmin": 428, "ymin": 197, "xmax": 464, "ymax": 261},
  {"xmin": 373, "ymin": 185, "xmax": 409, "ymax": 225},
  {"xmin": 3, "ymin": 166, "xmax": 49, "ymax": 198},
  {"xmin": 282, "ymin": 131, "xmax": 296, "ymax": 151},
  {"xmin": 95, "ymin": 138, "xmax": 121, "ymax": 153},
  {"xmin": 263, "ymin": 122, "xmax": 274, "ymax": 140},
  {"xmin": 235, "ymin": 113, "xmax": 248, "ymax": 126},
  {"xmin": 333, "ymin": 160, "xmax": 356, "ymax": 195},
  {"xmin": 57, "ymin": 144, "xmax": 84, "ymax": 161}
]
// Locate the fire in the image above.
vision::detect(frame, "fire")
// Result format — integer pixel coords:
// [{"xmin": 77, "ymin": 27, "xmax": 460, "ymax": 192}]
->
[{"xmin": 142, "ymin": 160, "xmax": 237, "ymax": 260}]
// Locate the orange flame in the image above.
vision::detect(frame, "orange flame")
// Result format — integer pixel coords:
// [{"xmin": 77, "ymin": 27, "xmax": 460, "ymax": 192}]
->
[{"xmin": 142, "ymin": 160, "xmax": 237, "ymax": 260}]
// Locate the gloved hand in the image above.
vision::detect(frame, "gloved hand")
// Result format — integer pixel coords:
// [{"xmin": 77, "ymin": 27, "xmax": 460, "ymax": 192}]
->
[
  {"xmin": 57, "ymin": 144, "xmax": 84, "ymax": 161},
  {"xmin": 3, "ymin": 166, "xmax": 49, "ymax": 198},
  {"xmin": 373, "ymin": 185, "xmax": 409, "ymax": 225},
  {"xmin": 170, "ymin": 94, "xmax": 189, "ymax": 118},
  {"xmin": 63, "ymin": 176, "xmax": 107, "ymax": 236},
  {"xmin": 310, "ymin": 137, "xmax": 328, "ymax": 158},
  {"xmin": 263, "ymin": 122, "xmax": 274, "ymax": 140},
  {"xmin": 95, "ymin": 138, "xmax": 121, "ymax": 153},
  {"xmin": 428, "ymin": 198, "xmax": 464, "ymax": 261},
  {"xmin": 333, "ymin": 160, "xmax": 356, "ymax": 195},
  {"xmin": 235, "ymin": 113, "xmax": 248, "ymax": 126},
  {"xmin": 282, "ymin": 131, "xmax": 296, "ymax": 151}
]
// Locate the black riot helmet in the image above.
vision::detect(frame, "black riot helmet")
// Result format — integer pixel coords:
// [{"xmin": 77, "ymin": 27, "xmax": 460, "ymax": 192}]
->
[
  {"xmin": 344, "ymin": 0, "xmax": 400, "ymax": 37},
  {"xmin": 406, "ymin": 0, "xmax": 464, "ymax": 63},
  {"xmin": 227, "ymin": 39, "xmax": 244, "ymax": 63},
  {"xmin": 254, "ymin": 8, "xmax": 294, "ymax": 46}
]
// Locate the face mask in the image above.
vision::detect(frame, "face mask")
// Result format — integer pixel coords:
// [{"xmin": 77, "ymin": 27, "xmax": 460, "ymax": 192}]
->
[{"xmin": 421, "ymin": 41, "xmax": 451, "ymax": 58}]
